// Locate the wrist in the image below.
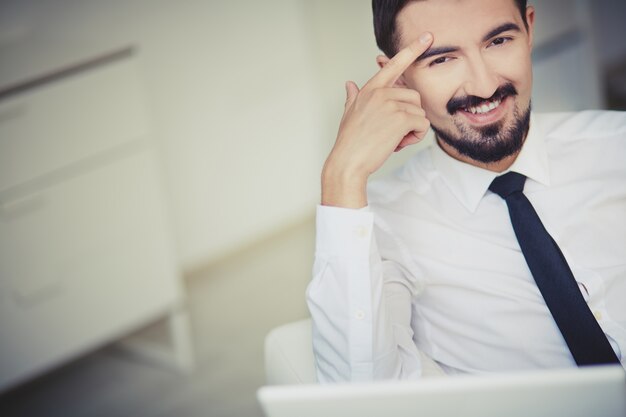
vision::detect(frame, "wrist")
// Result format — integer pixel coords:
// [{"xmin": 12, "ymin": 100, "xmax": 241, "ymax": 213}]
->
[{"xmin": 321, "ymin": 159, "xmax": 368, "ymax": 208}]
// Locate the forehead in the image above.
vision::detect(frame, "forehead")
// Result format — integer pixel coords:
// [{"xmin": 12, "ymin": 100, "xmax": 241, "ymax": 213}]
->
[{"xmin": 396, "ymin": 0, "xmax": 524, "ymax": 48}]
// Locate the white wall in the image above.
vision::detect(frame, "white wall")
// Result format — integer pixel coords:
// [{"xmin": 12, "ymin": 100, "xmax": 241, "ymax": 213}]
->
[{"xmin": 134, "ymin": 2, "xmax": 324, "ymax": 268}]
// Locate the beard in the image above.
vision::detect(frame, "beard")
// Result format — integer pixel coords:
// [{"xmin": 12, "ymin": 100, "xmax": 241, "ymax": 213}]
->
[{"xmin": 431, "ymin": 84, "xmax": 531, "ymax": 164}]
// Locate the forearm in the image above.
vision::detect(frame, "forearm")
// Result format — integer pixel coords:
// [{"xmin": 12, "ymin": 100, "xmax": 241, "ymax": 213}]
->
[
  {"xmin": 306, "ymin": 205, "xmax": 423, "ymax": 382},
  {"xmin": 310, "ymin": 33, "xmax": 434, "ymax": 382}
]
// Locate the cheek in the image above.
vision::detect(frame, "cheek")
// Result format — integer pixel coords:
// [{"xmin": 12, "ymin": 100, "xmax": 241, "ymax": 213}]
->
[
  {"xmin": 498, "ymin": 48, "xmax": 533, "ymax": 86},
  {"xmin": 421, "ymin": 98, "xmax": 445, "ymax": 121},
  {"xmin": 413, "ymin": 78, "xmax": 455, "ymax": 119}
]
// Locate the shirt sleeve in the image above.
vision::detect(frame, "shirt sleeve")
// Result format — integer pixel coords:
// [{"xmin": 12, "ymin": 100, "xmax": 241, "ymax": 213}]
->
[{"xmin": 306, "ymin": 204, "xmax": 423, "ymax": 383}]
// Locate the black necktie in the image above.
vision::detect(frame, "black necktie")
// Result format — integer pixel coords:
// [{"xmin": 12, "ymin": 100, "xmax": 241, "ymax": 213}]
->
[{"xmin": 489, "ymin": 172, "xmax": 620, "ymax": 366}]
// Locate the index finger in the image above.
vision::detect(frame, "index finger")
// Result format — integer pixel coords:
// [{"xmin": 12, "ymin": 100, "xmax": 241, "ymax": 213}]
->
[{"xmin": 368, "ymin": 32, "xmax": 433, "ymax": 88}]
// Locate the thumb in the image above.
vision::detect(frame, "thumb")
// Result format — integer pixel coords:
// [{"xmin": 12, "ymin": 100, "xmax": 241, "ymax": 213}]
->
[{"xmin": 344, "ymin": 80, "xmax": 359, "ymax": 109}]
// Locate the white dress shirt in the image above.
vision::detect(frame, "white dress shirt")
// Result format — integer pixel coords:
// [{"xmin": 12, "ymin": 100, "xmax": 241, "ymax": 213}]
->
[{"xmin": 307, "ymin": 111, "xmax": 626, "ymax": 382}]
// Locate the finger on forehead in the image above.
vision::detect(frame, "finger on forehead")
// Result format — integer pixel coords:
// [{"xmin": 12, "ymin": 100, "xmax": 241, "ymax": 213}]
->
[{"xmin": 368, "ymin": 33, "xmax": 432, "ymax": 88}]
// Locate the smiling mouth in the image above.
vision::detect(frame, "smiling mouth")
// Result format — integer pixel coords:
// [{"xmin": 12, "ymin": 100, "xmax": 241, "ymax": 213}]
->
[
  {"xmin": 463, "ymin": 98, "xmax": 502, "ymax": 114},
  {"xmin": 447, "ymin": 83, "xmax": 518, "ymax": 116}
]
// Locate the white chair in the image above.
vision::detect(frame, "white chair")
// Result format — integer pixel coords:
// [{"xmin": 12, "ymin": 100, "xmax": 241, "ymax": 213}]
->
[{"xmin": 264, "ymin": 318, "xmax": 445, "ymax": 384}]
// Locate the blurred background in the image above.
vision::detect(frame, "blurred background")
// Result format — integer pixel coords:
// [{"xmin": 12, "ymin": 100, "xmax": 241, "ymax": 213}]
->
[{"xmin": 0, "ymin": 0, "xmax": 625, "ymax": 416}]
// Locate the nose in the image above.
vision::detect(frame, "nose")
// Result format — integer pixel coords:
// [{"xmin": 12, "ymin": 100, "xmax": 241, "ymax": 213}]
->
[{"xmin": 462, "ymin": 54, "xmax": 499, "ymax": 99}]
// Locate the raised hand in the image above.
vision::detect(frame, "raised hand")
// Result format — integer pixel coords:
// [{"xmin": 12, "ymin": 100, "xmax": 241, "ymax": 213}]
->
[{"xmin": 322, "ymin": 32, "xmax": 433, "ymax": 208}]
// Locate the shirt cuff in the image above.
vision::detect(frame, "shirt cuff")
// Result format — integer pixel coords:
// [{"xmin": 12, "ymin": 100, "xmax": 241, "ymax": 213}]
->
[{"xmin": 315, "ymin": 205, "xmax": 374, "ymax": 257}]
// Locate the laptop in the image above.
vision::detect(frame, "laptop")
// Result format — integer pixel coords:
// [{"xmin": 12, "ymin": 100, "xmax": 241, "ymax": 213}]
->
[{"xmin": 257, "ymin": 365, "xmax": 626, "ymax": 417}]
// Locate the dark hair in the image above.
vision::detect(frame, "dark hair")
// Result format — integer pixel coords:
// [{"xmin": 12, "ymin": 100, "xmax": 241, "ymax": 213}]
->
[{"xmin": 373, "ymin": 0, "xmax": 529, "ymax": 57}]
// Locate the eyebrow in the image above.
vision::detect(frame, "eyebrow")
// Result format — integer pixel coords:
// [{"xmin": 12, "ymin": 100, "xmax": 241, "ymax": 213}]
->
[
  {"xmin": 482, "ymin": 22, "xmax": 522, "ymax": 42},
  {"xmin": 415, "ymin": 46, "xmax": 458, "ymax": 63},
  {"xmin": 414, "ymin": 22, "xmax": 522, "ymax": 63}
]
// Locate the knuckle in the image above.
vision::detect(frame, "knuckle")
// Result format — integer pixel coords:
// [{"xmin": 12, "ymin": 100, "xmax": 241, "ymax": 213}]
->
[
  {"xmin": 408, "ymin": 90, "xmax": 422, "ymax": 104},
  {"xmin": 371, "ymin": 88, "xmax": 386, "ymax": 101},
  {"xmin": 391, "ymin": 100, "xmax": 404, "ymax": 112},
  {"xmin": 398, "ymin": 111, "xmax": 412, "ymax": 124},
  {"xmin": 414, "ymin": 117, "xmax": 427, "ymax": 129}
]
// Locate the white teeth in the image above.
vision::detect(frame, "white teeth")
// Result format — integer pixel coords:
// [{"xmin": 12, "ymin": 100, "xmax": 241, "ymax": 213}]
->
[{"xmin": 466, "ymin": 99, "xmax": 501, "ymax": 115}]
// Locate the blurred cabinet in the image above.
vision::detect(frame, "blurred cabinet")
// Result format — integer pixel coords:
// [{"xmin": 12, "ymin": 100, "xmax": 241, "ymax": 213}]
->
[{"xmin": 0, "ymin": 49, "xmax": 191, "ymax": 392}]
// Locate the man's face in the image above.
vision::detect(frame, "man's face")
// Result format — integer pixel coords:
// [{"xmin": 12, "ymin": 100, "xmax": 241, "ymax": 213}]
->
[{"xmin": 394, "ymin": 0, "xmax": 535, "ymax": 166}]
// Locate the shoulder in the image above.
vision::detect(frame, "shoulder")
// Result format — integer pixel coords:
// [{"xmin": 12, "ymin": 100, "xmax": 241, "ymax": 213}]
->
[
  {"xmin": 536, "ymin": 111, "xmax": 626, "ymax": 178},
  {"xmin": 535, "ymin": 110, "xmax": 626, "ymax": 141}
]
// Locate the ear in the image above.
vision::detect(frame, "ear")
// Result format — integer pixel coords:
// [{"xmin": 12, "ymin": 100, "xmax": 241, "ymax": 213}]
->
[
  {"xmin": 376, "ymin": 55, "xmax": 409, "ymax": 87},
  {"xmin": 525, "ymin": 6, "xmax": 535, "ymax": 49}
]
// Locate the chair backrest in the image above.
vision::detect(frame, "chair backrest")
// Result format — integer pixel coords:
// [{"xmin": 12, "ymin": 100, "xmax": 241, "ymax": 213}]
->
[
  {"xmin": 263, "ymin": 318, "xmax": 446, "ymax": 385},
  {"xmin": 264, "ymin": 319, "xmax": 318, "ymax": 384}
]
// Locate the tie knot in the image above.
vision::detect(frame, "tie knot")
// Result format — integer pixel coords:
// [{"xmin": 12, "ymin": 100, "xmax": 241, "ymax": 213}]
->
[{"xmin": 489, "ymin": 172, "xmax": 527, "ymax": 198}]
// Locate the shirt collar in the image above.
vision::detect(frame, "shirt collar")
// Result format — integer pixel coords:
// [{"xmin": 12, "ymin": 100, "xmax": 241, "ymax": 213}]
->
[{"xmin": 429, "ymin": 113, "xmax": 550, "ymax": 213}]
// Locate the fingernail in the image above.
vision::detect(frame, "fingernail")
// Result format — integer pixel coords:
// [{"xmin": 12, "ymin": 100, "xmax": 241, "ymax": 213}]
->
[{"xmin": 419, "ymin": 32, "xmax": 432, "ymax": 43}]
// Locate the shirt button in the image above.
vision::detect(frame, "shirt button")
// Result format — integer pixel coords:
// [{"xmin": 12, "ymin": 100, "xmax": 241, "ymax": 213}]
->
[
  {"xmin": 355, "ymin": 309, "xmax": 365, "ymax": 320},
  {"xmin": 593, "ymin": 310, "xmax": 603, "ymax": 321}
]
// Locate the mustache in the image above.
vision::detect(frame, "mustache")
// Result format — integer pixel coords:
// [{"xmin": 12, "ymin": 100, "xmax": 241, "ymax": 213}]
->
[{"xmin": 446, "ymin": 83, "xmax": 518, "ymax": 115}]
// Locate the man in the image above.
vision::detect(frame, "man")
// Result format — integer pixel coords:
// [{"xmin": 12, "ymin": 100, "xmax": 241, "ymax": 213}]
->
[{"xmin": 306, "ymin": 0, "xmax": 626, "ymax": 382}]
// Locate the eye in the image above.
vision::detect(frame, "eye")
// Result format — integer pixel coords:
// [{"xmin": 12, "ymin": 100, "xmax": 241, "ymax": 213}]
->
[
  {"xmin": 429, "ymin": 56, "xmax": 452, "ymax": 67},
  {"xmin": 489, "ymin": 36, "xmax": 512, "ymax": 47}
]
